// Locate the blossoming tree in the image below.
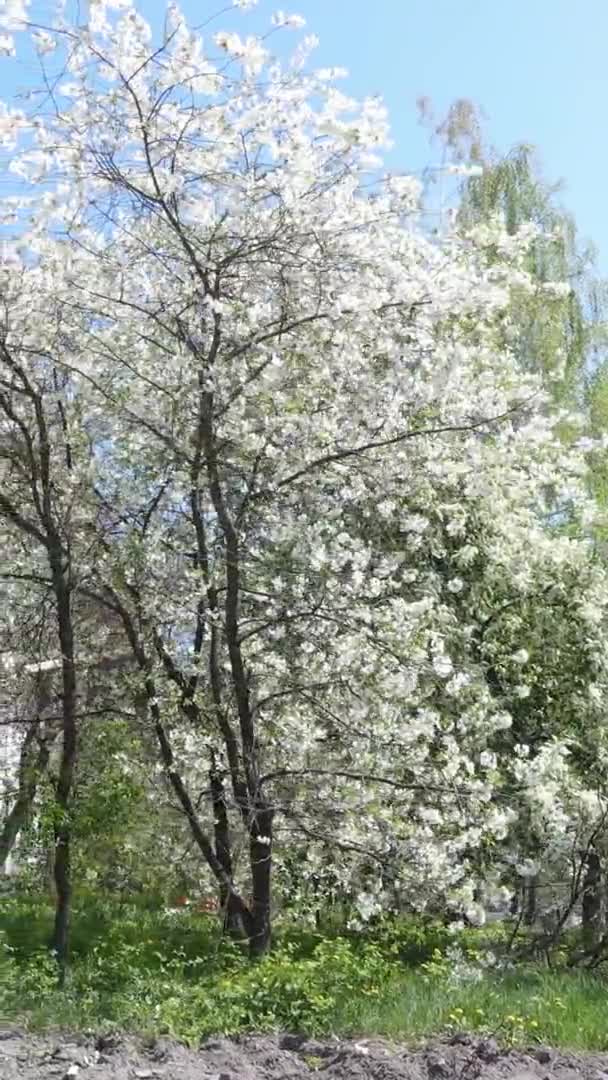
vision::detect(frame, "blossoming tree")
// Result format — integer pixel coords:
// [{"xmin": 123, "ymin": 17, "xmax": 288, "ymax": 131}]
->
[{"xmin": 0, "ymin": 0, "xmax": 607, "ymax": 967}]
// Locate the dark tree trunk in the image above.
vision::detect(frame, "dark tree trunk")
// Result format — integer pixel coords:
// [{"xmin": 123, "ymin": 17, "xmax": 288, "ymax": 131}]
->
[
  {"xmin": 210, "ymin": 762, "xmax": 247, "ymax": 941},
  {"xmin": 150, "ymin": 690, "xmax": 253, "ymax": 929},
  {"xmin": 52, "ymin": 817, "xmax": 71, "ymax": 980},
  {"xmin": 523, "ymin": 876, "xmax": 538, "ymax": 926},
  {"xmin": 200, "ymin": 387, "xmax": 275, "ymax": 956},
  {"xmin": 582, "ymin": 848, "xmax": 604, "ymax": 946},
  {"xmin": 248, "ymin": 802, "xmax": 273, "ymax": 957}
]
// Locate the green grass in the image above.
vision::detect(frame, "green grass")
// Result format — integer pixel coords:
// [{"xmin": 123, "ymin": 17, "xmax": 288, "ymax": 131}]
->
[
  {"xmin": 336, "ymin": 968, "xmax": 608, "ymax": 1049},
  {"xmin": 2, "ymin": 893, "xmax": 608, "ymax": 1049}
]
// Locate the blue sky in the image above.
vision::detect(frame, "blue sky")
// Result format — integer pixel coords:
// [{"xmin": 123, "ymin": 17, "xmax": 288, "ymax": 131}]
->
[
  {"xmin": 285, "ymin": 0, "xmax": 607, "ymax": 268},
  {"xmin": 275, "ymin": 0, "xmax": 606, "ymax": 269},
  {"xmin": 2, "ymin": 0, "xmax": 606, "ymax": 267},
  {"xmin": 208, "ymin": 0, "xmax": 605, "ymax": 270}
]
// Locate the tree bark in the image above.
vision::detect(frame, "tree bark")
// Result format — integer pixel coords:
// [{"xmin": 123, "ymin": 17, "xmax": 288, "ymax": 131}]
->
[
  {"xmin": 248, "ymin": 802, "xmax": 273, "ymax": 957},
  {"xmin": 582, "ymin": 847, "xmax": 604, "ymax": 946},
  {"xmin": 210, "ymin": 761, "xmax": 246, "ymax": 941},
  {"xmin": 200, "ymin": 384, "xmax": 274, "ymax": 955},
  {"xmin": 0, "ymin": 343, "xmax": 79, "ymax": 984},
  {"xmin": 523, "ymin": 875, "xmax": 538, "ymax": 927},
  {"xmin": 149, "ymin": 697, "xmax": 255, "ymax": 940}
]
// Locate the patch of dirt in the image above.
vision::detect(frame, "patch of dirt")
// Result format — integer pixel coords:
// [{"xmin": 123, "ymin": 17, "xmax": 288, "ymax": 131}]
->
[{"xmin": 2, "ymin": 1029, "xmax": 608, "ymax": 1080}]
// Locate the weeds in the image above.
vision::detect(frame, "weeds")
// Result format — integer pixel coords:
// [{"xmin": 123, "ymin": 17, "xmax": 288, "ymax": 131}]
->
[{"xmin": 1, "ymin": 894, "xmax": 608, "ymax": 1049}]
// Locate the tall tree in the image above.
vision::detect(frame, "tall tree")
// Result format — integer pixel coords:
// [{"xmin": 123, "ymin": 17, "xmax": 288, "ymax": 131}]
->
[{"xmin": 0, "ymin": 6, "xmax": 606, "ymax": 965}]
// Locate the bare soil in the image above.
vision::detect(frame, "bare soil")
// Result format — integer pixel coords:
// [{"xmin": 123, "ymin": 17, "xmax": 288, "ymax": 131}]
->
[{"xmin": 2, "ymin": 1030, "xmax": 608, "ymax": 1080}]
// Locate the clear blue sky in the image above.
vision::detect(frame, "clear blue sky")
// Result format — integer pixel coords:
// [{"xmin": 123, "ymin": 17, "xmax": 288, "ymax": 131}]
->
[
  {"xmin": 272, "ymin": 0, "xmax": 606, "ymax": 268},
  {"xmin": 3, "ymin": 0, "xmax": 607, "ymax": 267},
  {"xmin": 219, "ymin": 0, "xmax": 605, "ymax": 270},
  {"xmin": 273, "ymin": 0, "xmax": 607, "ymax": 267}
]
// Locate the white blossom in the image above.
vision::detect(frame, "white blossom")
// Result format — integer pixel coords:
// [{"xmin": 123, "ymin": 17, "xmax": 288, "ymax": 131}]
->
[
  {"xmin": 511, "ymin": 648, "xmax": 529, "ymax": 665},
  {"xmin": 446, "ymin": 577, "xmax": 464, "ymax": 594},
  {"xmin": 514, "ymin": 685, "xmax": 531, "ymax": 699},
  {"xmin": 32, "ymin": 29, "xmax": 56, "ymax": 53},
  {"xmin": 271, "ymin": 9, "xmax": 306, "ymax": 29}
]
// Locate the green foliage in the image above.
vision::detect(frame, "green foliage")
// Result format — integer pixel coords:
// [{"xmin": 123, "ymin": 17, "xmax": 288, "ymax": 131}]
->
[
  {"xmin": 365, "ymin": 915, "xmax": 510, "ymax": 966},
  {"xmin": 3, "ymin": 898, "xmax": 607, "ymax": 1049},
  {"xmin": 0, "ymin": 896, "xmax": 389, "ymax": 1040},
  {"xmin": 0, "ymin": 892, "xmax": 224, "ymax": 971},
  {"xmin": 460, "ymin": 145, "xmax": 592, "ymax": 400}
]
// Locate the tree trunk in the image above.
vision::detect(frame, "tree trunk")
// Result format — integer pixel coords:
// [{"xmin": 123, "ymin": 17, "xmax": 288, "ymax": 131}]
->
[
  {"xmin": 0, "ymin": 721, "xmax": 51, "ymax": 871},
  {"xmin": 0, "ymin": 349, "xmax": 78, "ymax": 982},
  {"xmin": 210, "ymin": 762, "xmax": 247, "ymax": 942},
  {"xmin": 108, "ymin": 594, "xmax": 259, "ymax": 942},
  {"xmin": 523, "ymin": 875, "xmax": 538, "ymax": 926},
  {"xmin": 49, "ymin": 568, "xmax": 78, "ymax": 986},
  {"xmin": 1, "ymin": 671, "xmax": 56, "ymax": 874},
  {"xmin": 52, "ymin": 817, "xmax": 71, "ymax": 980},
  {"xmin": 582, "ymin": 848, "xmax": 604, "ymax": 946},
  {"xmin": 248, "ymin": 801, "xmax": 273, "ymax": 958}
]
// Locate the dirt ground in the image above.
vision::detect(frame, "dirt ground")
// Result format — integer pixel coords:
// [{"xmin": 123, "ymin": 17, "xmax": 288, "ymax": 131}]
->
[{"xmin": 3, "ymin": 1029, "xmax": 608, "ymax": 1080}]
